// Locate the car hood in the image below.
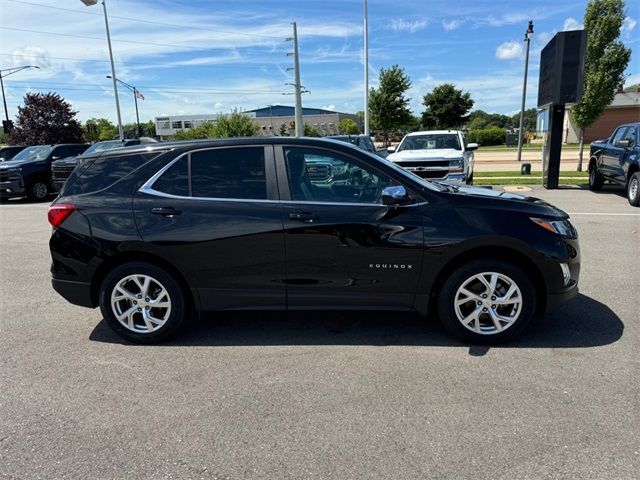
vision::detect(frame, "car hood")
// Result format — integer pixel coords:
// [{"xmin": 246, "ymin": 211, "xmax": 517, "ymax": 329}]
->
[
  {"xmin": 0, "ymin": 158, "xmax": 48, "ymax": 168},
  {"xmin": 440, "ymin": 184, "xmax": 569, "ymax": 218},
  {"xmin": 51, "ymin": 156, "xmax": 79, "ymax": 167},
  {"xmin": 388, "ymin": 149, "xmax": 463, "ymax": 161}
]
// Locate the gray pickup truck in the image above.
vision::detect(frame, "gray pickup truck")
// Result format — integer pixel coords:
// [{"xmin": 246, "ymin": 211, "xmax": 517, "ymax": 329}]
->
[{"xmin": 589, "ymin": 122, "xmax": 640, "ymax": 206}]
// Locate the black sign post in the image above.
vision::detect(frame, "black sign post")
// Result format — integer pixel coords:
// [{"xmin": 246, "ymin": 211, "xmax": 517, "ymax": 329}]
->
[{"xmin": 537, "ymin": 30, "xmax": 587, "ymax": 189}]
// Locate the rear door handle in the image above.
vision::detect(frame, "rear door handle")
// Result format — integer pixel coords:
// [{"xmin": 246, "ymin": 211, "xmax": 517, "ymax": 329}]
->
[
  {"xmin": 289, "ymin": 212, "xmax": 318, "ymax": 223},
  {"xmin": 151, "ymin": 207, "xmax": 181, "ymax": 217}
]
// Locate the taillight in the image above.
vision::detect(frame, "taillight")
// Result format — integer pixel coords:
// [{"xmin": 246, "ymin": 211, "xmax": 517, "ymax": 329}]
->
[{"xmin": 48, "ymin": 203, "xmax": 76, "ymax": 228}]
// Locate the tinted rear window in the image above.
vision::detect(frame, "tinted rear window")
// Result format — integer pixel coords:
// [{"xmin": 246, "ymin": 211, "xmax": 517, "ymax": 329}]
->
[
  {"xmin": 152, "ymin": 157, "xmax": 189, "ymax": 197},
  {"xmin": 63, "ymin": 152, "xmax": 160, "ymax": 195}
]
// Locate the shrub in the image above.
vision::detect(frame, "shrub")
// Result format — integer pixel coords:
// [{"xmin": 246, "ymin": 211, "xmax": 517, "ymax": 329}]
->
[{"xmin": 467, "ymin": 126, "xmax": 506, "ymax": 146}]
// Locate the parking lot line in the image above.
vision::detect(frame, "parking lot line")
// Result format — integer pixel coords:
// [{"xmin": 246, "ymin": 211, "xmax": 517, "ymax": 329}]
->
[{"xmin": 567, "ymin": 212, "xmax": 640, "ymax": 216}]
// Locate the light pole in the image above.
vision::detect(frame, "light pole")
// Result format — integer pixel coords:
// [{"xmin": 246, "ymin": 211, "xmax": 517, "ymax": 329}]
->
[
  {"xmin": 107, "ymin": 76, "xmax": 142, "ymax": 138},
  {"xmin": 0, "ymin": 65, "xmax": 39, "ymax": 123},
  {"xmin": 516, "ymin": 20, "xmax": 534, "ymax": 162},
  {"xmin": 81, "ymin": 0, "xmax": 124, "ymax": 141},
  {"xmin": 363, "ymin": 0, "xmax": 370, "ymax": 136}
]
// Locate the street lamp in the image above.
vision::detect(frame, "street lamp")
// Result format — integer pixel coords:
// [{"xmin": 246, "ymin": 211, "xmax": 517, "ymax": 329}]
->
[
  {"xmin": 81, "ymin": 0, "xmax": 124, "ymax": 141},
  {"xmin": 0, "ymin": 65, "xmax": 40, "ymax": 124},
  {"xmin": 363, "ymin": 0, "xmax": 370, "ymax": 137},
  {"xmin": 517, "ymin": 20, "xmax": 534, "ymax": 162},
  {"xmin": 106, "ymin": 76, "xmax": 143, "ymax": 138}
]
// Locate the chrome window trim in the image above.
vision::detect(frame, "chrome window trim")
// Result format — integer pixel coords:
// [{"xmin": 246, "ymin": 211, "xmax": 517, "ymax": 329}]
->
[{"xmin": 139, "ymin": 146, "xmax": 428, "ymax": 207}]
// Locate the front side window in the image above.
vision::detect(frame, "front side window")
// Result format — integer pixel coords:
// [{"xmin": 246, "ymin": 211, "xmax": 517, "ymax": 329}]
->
[
  {"xmin": 611, "ymin": 127, "xmax": 627, "ymax": 144},
  {"xmin": 151, "ymin": 147, "xmax": 267, "ymax": 200},
  {"xmin": 284, "ymin": 147, "xmax": 393, "ymax": 204}
]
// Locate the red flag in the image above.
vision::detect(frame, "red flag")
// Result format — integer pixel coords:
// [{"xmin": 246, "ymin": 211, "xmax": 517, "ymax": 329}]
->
[{"xmin": 135, "ymin": 90, "xmax": 145, "ymax": 100}]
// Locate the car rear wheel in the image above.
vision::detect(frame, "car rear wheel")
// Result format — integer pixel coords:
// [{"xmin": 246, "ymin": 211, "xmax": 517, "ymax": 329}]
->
[
  {"xmin": 27, "ymin": 180, "xmax": 49, "ymax": 201},
  {"xmin": 588, "ymin": 164, "xmax": 603, "ymax": 191},
  {"xmin": 99, "ymin": 262, "xmax": 186, "ymax": 343},
  {"xmin": 437, "ymin": 259, "xmax": 536, "ymax": 343},
  {"xmin": 627, "ymin": 172, "xmax": 640, "ymax": 207}
]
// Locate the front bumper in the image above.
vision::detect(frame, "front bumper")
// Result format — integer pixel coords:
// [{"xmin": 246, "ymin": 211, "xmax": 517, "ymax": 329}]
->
[
  {"xmin": 52, "ymin": 278, "xmax": 95, "ymax": 308},
  {"xmin": 0, "ymin": 178, "xmax": 26, "ymax": 198},
  {"xmin": 544, "ymin": 280, "xmax": 579, "ymax": 314}
]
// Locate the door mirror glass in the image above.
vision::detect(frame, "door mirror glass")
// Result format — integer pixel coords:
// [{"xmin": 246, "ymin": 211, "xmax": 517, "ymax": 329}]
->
[
  {"xmin": 615, "ymin": 139, "xmax": 630, "ymax": 149},
  {"xmin": 466, "ymin": 142, "xmax": 479, "ymax": 151},
  {"xmin": 386, "ymin": 145, "xmax": 396, "ymax": 153},
  {"xmin": 381, "ymin": 185, "xmax": 412, "ymax": 206}
]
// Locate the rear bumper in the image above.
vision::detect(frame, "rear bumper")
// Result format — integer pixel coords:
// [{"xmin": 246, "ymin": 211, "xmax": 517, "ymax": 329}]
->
[{"xmin": 52, "ymin": 278, "xmax": 95, "ymax": 308}]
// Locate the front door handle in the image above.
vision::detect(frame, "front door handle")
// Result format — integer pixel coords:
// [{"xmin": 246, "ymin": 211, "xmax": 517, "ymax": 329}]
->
[
  {"xmin": 289, "ymin": 212, "xmax": 318, "ymax": 223},
  {"xmin": 151, "ymin": 207, "xmax": 181, "ymax": 217}
]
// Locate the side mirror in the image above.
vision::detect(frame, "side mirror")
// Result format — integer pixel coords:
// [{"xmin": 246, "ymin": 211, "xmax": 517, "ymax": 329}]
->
[
  {"xmin": 615, "ymin": 139, "xmax": 630, "ymax": 149},
  {"xmin": 466, "ymin": 143, "xmax": 479, "ymax": 151},
  {"xmin": 381, "ymin": 185, "xmax": 412, "ymax": 206},
  {"xmin": 386, "ymin": 145, "xmax": 396, "ymax": 153}
]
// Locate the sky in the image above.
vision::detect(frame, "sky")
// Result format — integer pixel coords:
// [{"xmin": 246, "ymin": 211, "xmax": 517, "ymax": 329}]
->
[{"xmin": 0, "ymin": 0, "xmax": 638, "ymax": 124}]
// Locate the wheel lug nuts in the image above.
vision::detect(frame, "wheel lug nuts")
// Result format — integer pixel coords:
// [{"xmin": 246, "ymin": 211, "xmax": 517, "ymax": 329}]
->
[
  {"xmin": 133, "ymin": 301, "xmax": 137, "ymax": 305},
  {"xmin": 477, "ymin": 301, "xmax": 482, "ymax": 305},
  {"xmin": 145, "ymin": 298, "xmax": 149, "ymax": 302},
  {"xmin": 482, "ymin": 294, "xmax": 487, "ymax": 298},
  {"xmin": 137, "ymin": 295, "xmax": 142, "ymax": 299},
  {"xmin": 491, "ymin": 296, "xmax": 496, "ymax": 301},
  {"xmin": 483, "ymin": 308, "xmax": 488, "ymax": 312},
  {"xmin": 492, "ymin": 305, "xmax": 496, "ymax": 309},
  {"xmin": 145, "ymin": 306, "xmax": 149, "ymax": 310},
  {"xmin": 137, "ymin": 307, "xmax": 141, "ymax": 311}
]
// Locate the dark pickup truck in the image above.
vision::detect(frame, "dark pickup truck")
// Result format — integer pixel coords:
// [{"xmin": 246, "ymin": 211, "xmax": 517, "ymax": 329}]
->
[
  {"xmin": 589, "ymin": 122, "xmax": 640, "ymax": 206},
  {"xmin": 0, "ymin": 144, "xmax": 89, "ymax": 201}
]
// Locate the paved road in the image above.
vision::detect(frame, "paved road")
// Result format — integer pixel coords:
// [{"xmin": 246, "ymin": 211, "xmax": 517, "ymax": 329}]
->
[{"xmin": 1, "ymin": 187, "xmax": 638, "ymax": 479}]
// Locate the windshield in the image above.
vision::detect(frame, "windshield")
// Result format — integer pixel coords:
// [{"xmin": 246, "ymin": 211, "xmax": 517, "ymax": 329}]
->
[
  {"xmin": 84, "ymin": 140, "xmax": 125, "ymax": 154},
  {"xmin": 398, "ymin": 134, "xmax": 461, "ymax": 152},
  {"xmin": 10, "ymin": 145, "xmax": 53, "ymax": 162}
]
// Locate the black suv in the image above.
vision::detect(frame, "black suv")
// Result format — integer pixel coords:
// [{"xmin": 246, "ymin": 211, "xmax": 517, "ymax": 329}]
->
[
  {"xmin": 0, "ymin": 143, "xmax": 88, "ymax": 200},
  {"xmin": 49, "ymin": 137, "xmax": 580, "ymax": 344},
  {"xmin": 52, "ymin": 137, "xmax": 158, "ymax": 191}
]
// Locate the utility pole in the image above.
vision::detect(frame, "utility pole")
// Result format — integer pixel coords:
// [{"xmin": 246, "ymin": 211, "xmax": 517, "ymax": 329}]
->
[
  {"xmin": 286, "ymin": 23, "xmax": 304, "ymax": 137},
  {"xmin": 363, "ymin": 0, "xmax": 370, "ymax": 136},
  {"xmin": 517, "ymin": 20, "xmax": 534, "ymax": 162}
]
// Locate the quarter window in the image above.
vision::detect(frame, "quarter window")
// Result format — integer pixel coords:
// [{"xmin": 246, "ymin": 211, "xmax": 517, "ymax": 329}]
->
[
  {"xmin": 152, "ymin": 157, "xmax": 189, "ymax": 196},
  {"xmin": 284, "ymin": 147, "xmax": 393, "ymax": 204}
]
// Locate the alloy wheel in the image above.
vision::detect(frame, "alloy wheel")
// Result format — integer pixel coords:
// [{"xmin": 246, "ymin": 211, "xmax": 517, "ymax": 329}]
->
[
  {"xmin": 454, "ymin": 272, "xmax": 522, "ymax": 335},
  {"xmin": 32, "ymin": 182, "xmax": 48, "ymax": 199},
  {"xmin": 629, "ymin": 177, "xmax": 638, "ymax": 202},
  {"xmin": 110, "ymin": 274, "xmax": 172, "ymax": 333}
]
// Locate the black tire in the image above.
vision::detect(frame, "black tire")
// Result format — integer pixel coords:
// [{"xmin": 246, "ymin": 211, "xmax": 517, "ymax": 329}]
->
[
  {"xmin": 437, "ymin": 259, "xmax": 537, "ymax": 344},
  {"xmin": 99, "ymin": 262, "xmax": 187, "ymax": 344},
  {"xmin": 627, "ymin": 172, "xmax": 640, "ymax": 207},
  {"xmin": 588, "ymin": 163, "xmax": 604, "ymax": 191},
  {"xmin": 26, "ymin": 180, "xmax": 49, "ymax": 201}
]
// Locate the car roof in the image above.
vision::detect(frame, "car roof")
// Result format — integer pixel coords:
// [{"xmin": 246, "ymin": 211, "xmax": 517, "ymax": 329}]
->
[{"xmin": 94, "ymin": 136, "xmax": 369, "ymax": 159}]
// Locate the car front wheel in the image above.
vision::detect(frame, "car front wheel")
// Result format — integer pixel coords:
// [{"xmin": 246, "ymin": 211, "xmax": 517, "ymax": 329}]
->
[
  {"xmin": 627, "ymin": 172, "xmax": 640, "ymax": 207},
  {"xmin": 99, "ymin": 262, "xmax": 186, "ymax": 343},
  {"xmin": 27, "ymin": 180, "xmax": 49, "ymax": 201},
  {"xmin": 437, "ymin": 259, "xmax": 536, "ymax": 343}
]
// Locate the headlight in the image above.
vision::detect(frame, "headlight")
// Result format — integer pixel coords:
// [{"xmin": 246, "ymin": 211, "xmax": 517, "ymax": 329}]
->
[
  {"xmin": 7, "ymin": 168, "xmax": 22, "ymax": 175},
  {"xmin": 449, "ymin": 158, "xmax": 463, "ymax": 169},
  {"xmin": 530, "ymin": 217, "xmax": 577, "ymax": 238}
]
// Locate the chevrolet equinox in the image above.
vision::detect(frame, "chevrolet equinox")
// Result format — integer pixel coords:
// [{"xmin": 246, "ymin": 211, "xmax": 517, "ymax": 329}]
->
[{"xmin": 49, "ymin": 138, "xmax": 580, "ymax": 344}]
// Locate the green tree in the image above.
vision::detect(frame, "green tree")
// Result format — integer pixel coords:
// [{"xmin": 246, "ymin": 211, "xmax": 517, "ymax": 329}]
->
[
  {"xmin": 421, "ymin": 83, "xmax": 474, "ymax": 129},
  {"xmin": 213, "ymin": 109, "xmax": 259, "ymax": 137},
  {"xmin": 173, "ymin": 121, "xmax": 217, "ymax": 140},
  {"xmin": 338, "ymin": 118, "xmax": 360, "ymax": 134},
  {"xmin": 369, "ymin": 65, "xmax": 413, "ymax": 144},
  {"xmin": 7, "ymin": 92, "xmax": 83, "ymax": 145},
  {"xmin": 623, "ymin": 82, "xmax": 639, "ymax": 92},
  {"xmin": 85, "ymin": 118, "xmax": 117, "ymax": 142},
  {"xmin": 303, "ymin": 124, "xmax": 322, "ymax": 137},
  {"xmin": 511, "ymin": 108, "xmax": 537, "ymax": 132},
  {"xmin": 571, "ymin": 0, "xmax": 631, "ymax": 170},
  {"xmin": 279, "ymin": 122, "xmax": 289, "ymax": 136}
]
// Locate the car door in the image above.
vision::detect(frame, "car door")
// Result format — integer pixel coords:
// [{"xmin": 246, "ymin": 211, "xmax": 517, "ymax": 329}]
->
[
  {"xmin": 601, "ymin": 127, "xmax": 628, "ymax": 180},
  {"xmin": 133, "ymin": 145, "xmax": 286, "ymax": 311},
  {"xmin": 275, "ymin": 144, "xmax": 424, "ymax": 310}
]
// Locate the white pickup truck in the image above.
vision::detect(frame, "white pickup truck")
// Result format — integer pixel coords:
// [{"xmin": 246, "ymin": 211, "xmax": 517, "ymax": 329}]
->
[{"xmin": 386, "ymin": 130, "xmax": 478, "ymax": 185}]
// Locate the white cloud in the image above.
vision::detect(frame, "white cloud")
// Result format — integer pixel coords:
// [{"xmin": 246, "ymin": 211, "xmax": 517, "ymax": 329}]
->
[
  {"xmin": 322, "ymin": 104, "xmax": 336, "ymax": 111},
  {"xmin": 442, "ymin": 19, "xmax": 463, "ymax": 32},
  {"xmin": 495, "ymin": 41, "xmax": 523, "ymax": 60},
  {"xmin": 622, "ymin": 17, "xmax": 637, "ymax": 38},
  {"xmin": 562, "ymin": 17, "xmax": 583, "ymax": 31},
  {"xmin": 389, "ymin": 18, "xmax": 429, "ymax": 33}
]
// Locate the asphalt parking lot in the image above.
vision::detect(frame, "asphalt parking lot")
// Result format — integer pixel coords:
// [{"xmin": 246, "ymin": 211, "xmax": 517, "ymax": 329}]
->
[{"xmin": 1, "ymin": 185, "xmax": 638, "ymax": 479}]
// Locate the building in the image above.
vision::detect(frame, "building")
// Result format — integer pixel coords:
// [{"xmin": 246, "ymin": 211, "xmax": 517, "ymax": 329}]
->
[
  {"xmin": 562, "ymin": 89, "xmax": 640, "ymax": 143},
  {"xmin": 154, "ymin": 105, "xmax": 360, "ymax": 139}
]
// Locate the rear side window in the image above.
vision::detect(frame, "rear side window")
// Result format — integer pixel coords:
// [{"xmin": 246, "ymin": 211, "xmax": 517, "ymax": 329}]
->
[
  {"xmin": 150, "ymin": 147, "xmax": 267, "ymax": 200},
  {"xmin": 64, "ymin": 152, "xmax": 159, "ymax": 195}
]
